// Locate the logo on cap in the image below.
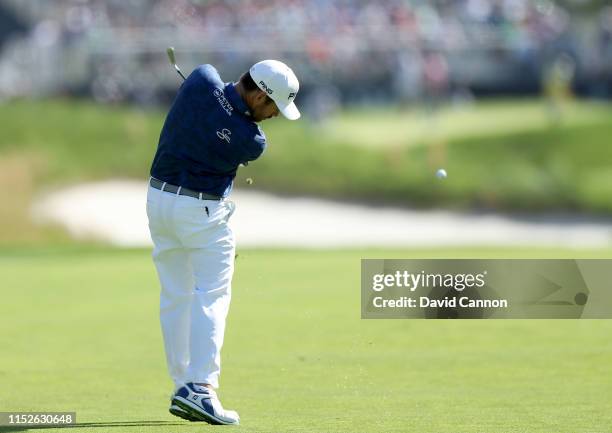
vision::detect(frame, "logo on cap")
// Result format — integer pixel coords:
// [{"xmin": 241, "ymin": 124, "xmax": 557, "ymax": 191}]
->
[{"xmin": 259, "ymin": 80, "xmax": 274, "ymax": 95}]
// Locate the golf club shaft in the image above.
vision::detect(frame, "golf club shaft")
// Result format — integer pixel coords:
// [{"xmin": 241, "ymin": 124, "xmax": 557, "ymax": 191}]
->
[
  {"xmin": 167, "ymin": 47, "xmax": 187, "ymax": 81},
  {"xmin": 174, "ymin": 64, "xmax": 187, "ymax": 81}
]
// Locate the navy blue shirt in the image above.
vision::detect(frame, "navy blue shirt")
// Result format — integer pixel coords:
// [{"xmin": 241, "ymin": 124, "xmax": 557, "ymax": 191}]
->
[{"xmin": 150, "ymin": 64, "xmax": 266, "ymax": 197}]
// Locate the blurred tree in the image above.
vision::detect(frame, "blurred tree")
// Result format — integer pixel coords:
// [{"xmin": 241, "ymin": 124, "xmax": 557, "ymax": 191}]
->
[{"xmin": 0, "ymin": 3, "xmax": 27, "ymax": 50}]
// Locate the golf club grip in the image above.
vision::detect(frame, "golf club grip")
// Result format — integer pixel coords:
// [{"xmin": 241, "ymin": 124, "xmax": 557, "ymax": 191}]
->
[
  {"xmin": 167, "ymin": 47, "xmax": 187, "ymax": 81},
  {"xmin": 166, "ymin": 47, "xmax": 176, "ymax": 64}
]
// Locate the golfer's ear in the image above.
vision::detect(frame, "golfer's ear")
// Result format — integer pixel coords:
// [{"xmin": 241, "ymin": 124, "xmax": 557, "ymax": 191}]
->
[{"xmin": 253, "ymin": 89, "xmax": 268, "ymax": 103}]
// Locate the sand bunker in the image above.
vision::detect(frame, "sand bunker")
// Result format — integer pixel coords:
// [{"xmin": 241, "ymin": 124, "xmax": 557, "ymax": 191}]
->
[{"xmin": 31, "ymin": 180, "xmax": 612, "ymax": 248}]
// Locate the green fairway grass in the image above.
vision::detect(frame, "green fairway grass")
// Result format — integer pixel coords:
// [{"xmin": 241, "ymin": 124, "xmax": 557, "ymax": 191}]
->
[
  {"xmin": 1, "ymin": 247, "xmax": 611, "ymax": 433},
  {"xmin": 1, "ymin": 99, "xmax": 612, "ymax": 208},
  {"xmin": 2, "ymin": 98, "xmax": 612, "ymax": 246},
  {"xmin": 321, "ymin": 99, "xmax": 612, "ymax": 148}
]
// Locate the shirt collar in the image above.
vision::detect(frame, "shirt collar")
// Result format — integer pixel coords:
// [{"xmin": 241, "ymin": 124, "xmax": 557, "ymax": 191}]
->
[{"xmin": 224, "ymin": 82, "xmax": 251, "ymax": 117}]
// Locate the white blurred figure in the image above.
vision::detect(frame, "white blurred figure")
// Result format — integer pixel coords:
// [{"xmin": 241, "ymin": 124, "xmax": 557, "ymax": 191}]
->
[
  {"xmin": 422, "ymin": 50, "xmax": 450, "ymax": 111},
  {"xmin": 394, "ymin": 49, "xmax": 423, "ymax": 104},
  {"xmin": 542, "ymin": 53, "xmax": 576, "ymax": 124}
]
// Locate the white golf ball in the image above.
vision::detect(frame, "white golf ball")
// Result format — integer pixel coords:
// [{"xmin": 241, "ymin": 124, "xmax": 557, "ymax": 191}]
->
[{"xmin": 436, "ymin": 168, "xmax": 447, "ymax": 179}]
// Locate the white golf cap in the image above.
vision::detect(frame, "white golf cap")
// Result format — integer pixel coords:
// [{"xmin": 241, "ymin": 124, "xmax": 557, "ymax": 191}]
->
[{"xmin": 249, "ymin": 60, "xmax": 300, "ymax": 120}]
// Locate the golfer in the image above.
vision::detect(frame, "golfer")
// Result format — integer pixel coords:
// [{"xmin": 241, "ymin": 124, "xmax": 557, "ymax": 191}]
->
[{"xmin": 146, "ymin": 60, "xmax": 300, "ymax": 425}]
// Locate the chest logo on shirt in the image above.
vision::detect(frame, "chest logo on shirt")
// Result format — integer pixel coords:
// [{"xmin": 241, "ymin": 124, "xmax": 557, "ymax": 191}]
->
[
  {"xmin": 216, "ymin": 128, "xmax": 232, "ymax": 143},
  {"xmin": 213, "ymin": 88, "xmax": 233, "ymax": 116}
]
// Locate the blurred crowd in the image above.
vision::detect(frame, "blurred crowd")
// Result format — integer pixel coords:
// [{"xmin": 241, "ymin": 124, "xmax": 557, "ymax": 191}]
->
[
  {"xmin": 0, "ymin": 0, "xmax": 611, "ymax": 105},
  {"xmin": 0, "ymin": 0, "xmax": 584, "ymax": 50}
]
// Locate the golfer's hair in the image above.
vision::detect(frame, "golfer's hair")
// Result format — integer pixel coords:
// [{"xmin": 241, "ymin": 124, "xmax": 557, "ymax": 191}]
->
[
  {"xmin": 239, "ymin": 71, "xmax": 259, "ymax": 92},
  {"xmin": 239, "ymin": 71, "xmax": 275, "ymax": 104}
]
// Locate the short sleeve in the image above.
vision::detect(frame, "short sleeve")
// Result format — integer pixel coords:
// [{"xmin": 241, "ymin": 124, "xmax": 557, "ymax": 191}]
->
[{"xmin": 246, "ymin": 127, "xmax": 267, "ymax": 162}]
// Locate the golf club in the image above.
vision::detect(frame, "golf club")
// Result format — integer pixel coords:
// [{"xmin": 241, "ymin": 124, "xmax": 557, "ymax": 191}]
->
[{"xmin": 166, "ymin": 47, "xmax": 187, "ymax": 81}]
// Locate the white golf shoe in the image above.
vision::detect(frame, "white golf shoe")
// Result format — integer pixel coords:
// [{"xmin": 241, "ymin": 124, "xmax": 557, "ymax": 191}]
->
[
  {"xmin": 169, "ymin": 402, "xmax": 200, "ymax": 422},
  {"xmin": 171, "ymin": 383, "xmax": 240, "ymax": 425}
]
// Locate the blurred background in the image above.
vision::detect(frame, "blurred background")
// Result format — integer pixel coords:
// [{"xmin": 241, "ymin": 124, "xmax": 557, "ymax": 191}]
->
[
  {"xmin": 2, "ymin": 0, "xmax": 612, "ymax": 103},
  {"xmin": 1, "ymin": 0, "xmax": 612, "ymax": 247}
]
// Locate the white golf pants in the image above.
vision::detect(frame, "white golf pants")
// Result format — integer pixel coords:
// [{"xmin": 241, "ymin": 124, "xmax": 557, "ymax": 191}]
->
[{"xmin": 146, "ymin": 183, "xmax": 236, "ymax": 389}]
